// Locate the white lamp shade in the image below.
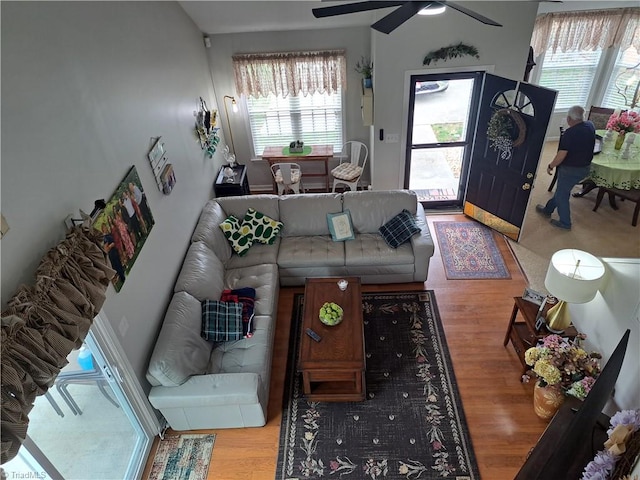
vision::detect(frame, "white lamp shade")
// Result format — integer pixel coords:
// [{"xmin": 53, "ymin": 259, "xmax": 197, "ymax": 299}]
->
[{"xmin": 544, "ymin": 249, "xmax": 605, "ymax": 304}]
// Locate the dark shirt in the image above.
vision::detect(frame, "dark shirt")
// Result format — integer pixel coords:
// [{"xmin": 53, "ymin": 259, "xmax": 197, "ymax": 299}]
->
[{"xmin": 558, "ymin": 121, "xmax": 596, "ymax": 168}]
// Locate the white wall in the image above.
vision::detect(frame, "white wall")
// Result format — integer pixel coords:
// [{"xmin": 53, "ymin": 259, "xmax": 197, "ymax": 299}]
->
[
  {"xmin": 206, "ymin": 26, "xmax": 371, "ymax": 191},
  {"xmin": 1, "ymin": 1, "xmax": 222, "ymax": 387},
  {"xmin": 370, "ymin": 1, "xmax": 539, "ymax": 190},
  {"xmin": 570, "ymin": 258, "xmax": 640, "ymax": 413}
]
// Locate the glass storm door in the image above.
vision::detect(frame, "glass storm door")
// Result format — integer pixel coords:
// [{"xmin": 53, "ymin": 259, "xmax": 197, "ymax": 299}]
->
[{"xmin": 405, "ymin": 71, "xmax": 483, "ymax": 208}]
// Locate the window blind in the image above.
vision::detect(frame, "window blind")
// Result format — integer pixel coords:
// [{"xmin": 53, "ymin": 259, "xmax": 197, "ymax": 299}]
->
[
  {"xmin": 247, "ymin": 90, "xmax": 343, "ymax": 157},
  {"xmin": 602, "ymin": 47, "xmax": 640, "ymax": 109},
  {"xmin": 538, "ymin": 49, "xmax": 602, "ymax": 109}
]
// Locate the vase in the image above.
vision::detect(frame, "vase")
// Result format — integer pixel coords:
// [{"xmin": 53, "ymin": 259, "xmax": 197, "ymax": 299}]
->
[
  {"xmin": 533, "ymin": 382, "xmax": 565, "ymax": 421},
  {"xmin": 614, "ymin": 131, "xmax": 626, "ymax": 150}
]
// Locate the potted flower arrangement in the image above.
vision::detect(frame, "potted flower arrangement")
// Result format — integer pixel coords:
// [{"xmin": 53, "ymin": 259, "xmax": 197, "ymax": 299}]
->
[
  {"xmin": 605, "ymin": 110, "xmax": 640, "ymax": 150},
  {"xmin": 523, "ymin": 334, "xmax": 601, "ymax": 421},
  {"xmin": 355, "ymin": 56, "xmax": 373, "ymax": 88}
]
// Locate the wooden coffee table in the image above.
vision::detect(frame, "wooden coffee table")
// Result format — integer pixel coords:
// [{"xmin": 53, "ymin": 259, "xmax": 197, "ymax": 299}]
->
[{"xmin": 298, "ymin": 277, "xmax": 365, "ymax": 402}]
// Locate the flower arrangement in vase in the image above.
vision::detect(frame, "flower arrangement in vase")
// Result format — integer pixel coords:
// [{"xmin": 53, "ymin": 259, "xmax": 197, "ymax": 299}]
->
[
  {"xmin": 355, "ymin": 56, "xmax": 373, "ymax": 88},
  {"xmin": 523, "ymin": 334, "xmax": 602, "ymax": 420},
  {"xmin": 606, "ymin": 110, "xmax": 640, "ymax": 150}
]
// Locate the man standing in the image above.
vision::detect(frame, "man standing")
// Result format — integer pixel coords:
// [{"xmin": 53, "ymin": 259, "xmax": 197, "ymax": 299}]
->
[{"xmin": 536, "ymin": 105, "xmax": 595, "ymax": 230}]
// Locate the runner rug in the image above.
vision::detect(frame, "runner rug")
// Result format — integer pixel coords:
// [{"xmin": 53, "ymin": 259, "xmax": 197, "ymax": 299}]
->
[
  {"xmin": 434, "ymin": 221, "xmax": 511, "ymax": 280},
  {"xmin": 147, "ymin": 433, "xmax": 215, "ymax": 480},
  {"xmin": 276, "ymin": 291, "xmax": 479, "ymax": 480}
]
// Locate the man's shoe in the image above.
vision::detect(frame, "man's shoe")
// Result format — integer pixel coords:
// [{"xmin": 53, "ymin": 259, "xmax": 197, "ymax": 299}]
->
[
  {"xmin": 550, "ymin": 219, "xmax": 571, "ymax": 230},
  {"xmin": 535, "ymin": 204, "xmax": 551, "ymax": 218}
]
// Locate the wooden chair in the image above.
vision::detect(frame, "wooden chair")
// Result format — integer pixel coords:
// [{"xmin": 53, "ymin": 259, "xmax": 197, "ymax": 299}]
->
[
  {"xmin": 592, "ymin": 186, "xmax": 640, "ymax": 227},
  {"xmin": 587, "ymin": 106, "xmax": 615, "ymax": 130},
  {"xmin": 547, "ymin": 127, "xmax": 564, "ymax": 192}
]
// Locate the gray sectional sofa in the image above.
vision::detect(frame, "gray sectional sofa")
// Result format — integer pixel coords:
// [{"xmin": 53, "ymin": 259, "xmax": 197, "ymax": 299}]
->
[{"xmin": 146, "ymin": 190, "xmax": 434, "ymax": 430}]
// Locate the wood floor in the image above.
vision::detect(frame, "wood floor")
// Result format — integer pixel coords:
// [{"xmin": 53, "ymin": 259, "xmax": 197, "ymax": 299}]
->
[{"xmin": 143, "ymin": 214, "xmax": 550, "ymax": 480}]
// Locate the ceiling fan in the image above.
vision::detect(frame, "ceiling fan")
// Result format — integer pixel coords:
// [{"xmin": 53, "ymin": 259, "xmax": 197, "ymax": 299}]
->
[{"xmin": 312, "ymin": 1, "xmax": 502, "ymax": 34}]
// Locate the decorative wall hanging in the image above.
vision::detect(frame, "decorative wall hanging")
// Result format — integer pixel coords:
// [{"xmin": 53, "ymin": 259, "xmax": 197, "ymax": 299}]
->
[
  {"xmin": 486, "ymin": 108, "xmax": 527, "ymax": 160},
  {"xmin": 195, "ymin": 97, "xmax": 220, "ymax": 158},
  {"xmin": 92, "ymin": 166, "xmax": 155, "ymax": 292},
  {"xmin": 147, "ymin": 137, "xmax": 176, "ymax": 194},
  {"xmin": 423, "ymin": 43, "xmax": 479, "ymax": 66}
]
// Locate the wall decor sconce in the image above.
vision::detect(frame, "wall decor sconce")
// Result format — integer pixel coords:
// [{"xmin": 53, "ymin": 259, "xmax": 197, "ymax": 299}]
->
[{"xmin": 223, "ymin": 95, "xmax": 238, "ymax": 156}]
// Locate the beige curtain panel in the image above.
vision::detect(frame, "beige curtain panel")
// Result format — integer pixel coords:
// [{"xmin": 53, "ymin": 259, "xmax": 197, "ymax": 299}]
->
[
  {"xmin": 1, "ymin": 226, "xmax": 114, "ymax": 464},
  {"xmin": 232, "ymin": 49, "xmax": 347, "ymax": 99},
  {"xmin": 531, "ymin": 7, "xmax": 640, "ymax": 55}
]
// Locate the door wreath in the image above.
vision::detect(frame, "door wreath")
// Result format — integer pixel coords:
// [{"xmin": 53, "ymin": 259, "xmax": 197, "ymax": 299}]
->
[{"xmin": 487, "ymin": 108, "xmax": 527, "ymax": 160}]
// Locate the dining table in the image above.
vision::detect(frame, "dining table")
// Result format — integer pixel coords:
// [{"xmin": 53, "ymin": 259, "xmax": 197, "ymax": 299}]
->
[
  {"xmin": 572, "ymin": 130, "xmax": 640, "ymax": 205},
  {"xmin": 262, "ymin": 144, "xmax": 334, "ymax": 193}
]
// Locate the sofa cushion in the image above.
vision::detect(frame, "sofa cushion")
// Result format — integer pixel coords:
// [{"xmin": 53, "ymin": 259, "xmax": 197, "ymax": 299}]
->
[
  {"xmin": 201, "ymin": 300, "xmax": 244, "ymax": 342},
  {"xmin": 344, "ymin": 190, "xmax": 418, "ymax": 233},
  {"xmin": 174, "ymin": 242, "xmax": 225, "ymax": 301},
  {"xmin": 345, "ymin": 233, "xmax": 415, "ymax": 266},
  {"xmin": 146, "ymin": 291, "xmax": 212, "ymax": 387},
  {"xmin": 192, "ymin": 200, "xmax": 232, "ymax": 262},
  {"xmin": 216, "ymin": 195, "xmax": 280, "ymax": 223},
  {"xmin": 279, "ymin": 193, "xmax": 342, "ymax": 236},
  {"xmin": 240, "ymin": 208, "xmax": 283, "ymax": 245},
  {"xmin": 224, "ymin": 263, "xmax": 279, "ymax": 317},
  {"xmin": 220, "ymin": 287, "xmax": 256, "ymax": 338},
  {"xmin": 379, "ymin": 209, "xmax": 421, "ymax": 248},
  {"xmin": 278, "ymin": 236, "xmax": 345, "ymax": 267},
  {"xmin": 219, "ymin": 215, "xmax": 254, "ymax": 256},
  {"xmin": 327, "ymin": 210, "xmax": 355, "ymax": 241}
]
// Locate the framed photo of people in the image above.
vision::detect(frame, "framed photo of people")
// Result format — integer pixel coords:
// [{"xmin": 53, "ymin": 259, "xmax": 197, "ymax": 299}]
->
[{"xmin": 93, "ymin": 166, "xmax": 154, "ymax": 292}]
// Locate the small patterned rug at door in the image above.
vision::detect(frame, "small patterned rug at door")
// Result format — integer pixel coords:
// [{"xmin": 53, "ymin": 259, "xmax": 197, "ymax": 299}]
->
[
  {"xmin": 147, "ymin": 433, "xmax": 215, "ymax": 480},
  {"xmin": 276, "ymin": 291, "xmax": 479, "ymax": 480},
  {"xmin": 434, "ymin": 221, "xmax": 511, "ymax": 280}
]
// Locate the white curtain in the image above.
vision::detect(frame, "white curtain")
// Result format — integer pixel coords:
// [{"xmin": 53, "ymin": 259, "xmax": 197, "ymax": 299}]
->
[
  {"xmin": 232, "ymin": 50, "xmax": 347, "ymax": 99},
  {"xmin": 531, "ymin": 7, "xmax": 640, "ymax": 55}
]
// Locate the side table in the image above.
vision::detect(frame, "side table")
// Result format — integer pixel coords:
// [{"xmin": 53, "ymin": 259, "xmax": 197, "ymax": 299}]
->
[
  {"xmin": 504, "ymin": 297, "xmax": 579, "ymax": 376},
  {"xmin": 214, "ymin": 164, "xmax": 250, "ymax": 197}
]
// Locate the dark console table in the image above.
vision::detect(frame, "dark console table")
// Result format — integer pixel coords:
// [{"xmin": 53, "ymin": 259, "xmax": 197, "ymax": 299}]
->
[{"xmin": 214, "ymin": 164, "xmax": 250, "ymax": 197}]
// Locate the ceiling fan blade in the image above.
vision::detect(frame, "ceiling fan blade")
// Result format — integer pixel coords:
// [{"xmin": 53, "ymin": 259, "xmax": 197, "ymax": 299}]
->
[
  {"xmin": 443, "ymin": 1, "xmax": 502, "ymax": 27},
  {"xmin": 371, "ymin": 1, "xmax": 431, "ymax": 34},
  {"xmin": 312, "ymin": 1, "xmax": 406, "ymax": 19}
]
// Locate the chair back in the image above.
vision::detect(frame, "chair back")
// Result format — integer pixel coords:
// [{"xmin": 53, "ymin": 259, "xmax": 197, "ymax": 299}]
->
[
  {"xmin": 270, "ymin": 163, "xmax": 302, "ymax": 194},
  {"xmin": 342, "ymin": 141, "xmax": 369, "ymax": 170},
  {"xmin": 588, "ymin": 106, "xmax": 615, "ymax": 130}
]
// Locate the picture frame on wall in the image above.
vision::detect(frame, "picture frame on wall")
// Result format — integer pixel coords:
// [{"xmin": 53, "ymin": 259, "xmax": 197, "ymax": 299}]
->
[{"xmin": 93, "ymin": 166, "xmax": 154, "ymax": 292}]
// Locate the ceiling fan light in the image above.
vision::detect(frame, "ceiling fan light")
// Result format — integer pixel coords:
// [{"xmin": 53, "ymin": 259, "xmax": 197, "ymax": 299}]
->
[{"xmin": 418, "ymin": 3, "xmax": 446, "ymax": 16}]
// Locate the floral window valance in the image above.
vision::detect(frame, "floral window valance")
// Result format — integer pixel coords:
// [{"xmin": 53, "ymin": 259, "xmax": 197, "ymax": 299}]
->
[
  {"xmin": 531, "ymin": 7, "xmax": 640, "ymax": 55},
  {"xmin": 232, "ymin": 50, "xmax": 347, "ymax": 99}
]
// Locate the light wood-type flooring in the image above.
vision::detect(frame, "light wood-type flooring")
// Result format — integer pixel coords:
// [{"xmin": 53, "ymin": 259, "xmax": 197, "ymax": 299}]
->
[{"xmin": 143, "ymin": 213, "xmax": 550, "ymax": 480}]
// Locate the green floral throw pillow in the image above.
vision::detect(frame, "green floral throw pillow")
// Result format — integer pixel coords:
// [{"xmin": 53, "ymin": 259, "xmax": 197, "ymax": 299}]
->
[
  {"xmin": 219, "ymin": 215, "xmax": 254, "ymax": 256},
  {"xmin": 240, "ymin": 208, "xmax": 283, "ymax": 245}
]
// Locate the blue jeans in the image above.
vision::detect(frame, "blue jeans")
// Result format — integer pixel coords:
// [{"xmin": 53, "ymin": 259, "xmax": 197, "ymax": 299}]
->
[{"xmin": 542, "ymin": 165, "xmax": 591, "ymax": 227}]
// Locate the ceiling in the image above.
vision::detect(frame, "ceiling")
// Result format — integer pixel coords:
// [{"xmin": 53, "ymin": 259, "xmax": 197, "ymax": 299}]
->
[{"xmin": 177, "ymin": 1, "xmax": 634, "ymax": 36}]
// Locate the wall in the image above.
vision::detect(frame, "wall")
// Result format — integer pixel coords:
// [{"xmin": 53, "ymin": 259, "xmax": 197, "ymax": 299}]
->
[
  {"xmin": 206, "ymin": 26, "xmax": 371, "ymax": 191},
  {"xmin": 570, "ymin": 258, "xmax": 640, "ymax": 413},
  {"xmin": 1, "ymin": 1, "xmax": 222, "ymax": 387}
]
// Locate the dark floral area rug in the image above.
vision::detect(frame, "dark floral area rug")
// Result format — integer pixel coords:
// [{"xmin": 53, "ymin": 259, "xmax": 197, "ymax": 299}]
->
[{"xmin": 276, "ymin": 291, "xmax": 479, "ymax": 480}]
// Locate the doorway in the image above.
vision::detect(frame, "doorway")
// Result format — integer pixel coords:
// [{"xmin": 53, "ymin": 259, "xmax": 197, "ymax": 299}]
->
[
  {"xmin": 405, "ymin": 71, "xmax": 483, "ymax": 208},
  {"xmin": 1, "ymin": 314, "xmax": 159, "ymax": 479}
]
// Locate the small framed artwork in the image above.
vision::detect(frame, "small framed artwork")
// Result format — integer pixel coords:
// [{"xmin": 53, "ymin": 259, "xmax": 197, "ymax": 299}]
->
[
  {"xmin": 522, "ymin": 287, "xmax": 545, "ymax": 306},
  {"xmin": 148, "ymin": 138, "xmax": 165, "ymax": 165}
]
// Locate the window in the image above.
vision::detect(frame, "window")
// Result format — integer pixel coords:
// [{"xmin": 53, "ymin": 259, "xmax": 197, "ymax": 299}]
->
[
  {"xmin": 538, "ymin": 48, "xmax": 603, "ymax": 109},
  {"xmin": 602, "ymin": 46, "xmax": 640, "ymax": 109},
  {"xmin": 246, "ymin": 90, "xmax": 343, "ymax": 156}
]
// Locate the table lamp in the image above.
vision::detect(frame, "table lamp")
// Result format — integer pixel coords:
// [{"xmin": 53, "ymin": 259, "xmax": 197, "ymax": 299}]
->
[{"xmin": 543, "ymin": 249, "xmax": 605, "ymax": 333}]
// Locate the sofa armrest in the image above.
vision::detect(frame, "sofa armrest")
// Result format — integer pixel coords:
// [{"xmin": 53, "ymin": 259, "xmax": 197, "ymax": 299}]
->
[
  {"xmin": 148, "ymin": 372, "xmax": 261, "ymax": 408},
  {"xmin": 410, "ymin": 203, "xmax": 435, "ymax": 282}
]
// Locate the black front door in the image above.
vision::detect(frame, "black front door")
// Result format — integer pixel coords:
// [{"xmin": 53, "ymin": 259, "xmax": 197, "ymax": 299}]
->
[{"xmin": 464, "ymin": 74, "xmax": 557, "ymax": 240}]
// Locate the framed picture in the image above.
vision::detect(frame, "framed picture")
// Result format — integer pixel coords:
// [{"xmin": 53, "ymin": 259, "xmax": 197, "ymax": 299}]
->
[
  {"xmin": 522, "ymin": 287, "xmax": 545, "ymax": 306},
  {"xmin": 148, "ymin": 138, "xmax": 165, "ymax": 165},
  {"xmin": 93, "ymin": 166, "xmax": 155, "ymax": 292}
]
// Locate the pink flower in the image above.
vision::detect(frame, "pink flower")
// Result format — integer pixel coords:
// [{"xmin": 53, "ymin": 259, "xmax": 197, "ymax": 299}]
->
[{"xmin": 606, "ymin": 111, "xmax": 640, "ymax": 133}]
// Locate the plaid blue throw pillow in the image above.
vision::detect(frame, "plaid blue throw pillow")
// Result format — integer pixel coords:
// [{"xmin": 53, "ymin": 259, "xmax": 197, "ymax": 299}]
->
[
  {"xmin": 201, "ymin": 300, "xmax": 243, "ymax": 342},
  {"xmin": 378, "ymin": 209, "xmax": 421, "ymax": 248}
]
